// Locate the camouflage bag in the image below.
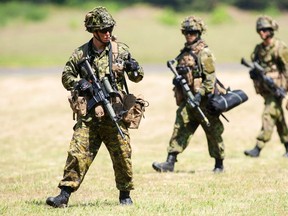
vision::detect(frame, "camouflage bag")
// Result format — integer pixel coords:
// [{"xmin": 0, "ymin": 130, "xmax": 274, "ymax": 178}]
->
[
  {"xmin": 122, "ymin": 94, "xmax": 148, "ymax": 129},
  {"xmin": 68, "ymin": 94, "xmax": 88, "ymax": 120}
]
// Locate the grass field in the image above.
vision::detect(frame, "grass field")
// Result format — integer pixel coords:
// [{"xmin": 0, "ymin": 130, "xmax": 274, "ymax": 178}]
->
[
  {"xmin": 1, "ymin": 65, "xmax": 288, "ymax": 215},
  {"xmin": 1, "ymin": 3, "xmax": 288, "ymax": 216},
  {"xmin": 0, "ymin": 4, "xmax": 288, "ymax": 67}
]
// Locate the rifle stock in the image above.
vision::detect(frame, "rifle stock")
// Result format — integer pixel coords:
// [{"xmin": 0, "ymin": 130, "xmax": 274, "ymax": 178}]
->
[
  {"xmin": 167, "ymin": 60, "xmax": 210, "ymax": 127},
  {"xmin": 79, "ymin": 57, "xmax": 126, "ymax": 140}
]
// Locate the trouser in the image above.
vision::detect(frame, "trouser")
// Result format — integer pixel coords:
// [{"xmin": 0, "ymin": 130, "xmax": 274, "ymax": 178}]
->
[
  {"xmin": 168, "ymin": 101, "xmax": 225, "ymax": 159},
  {"xmin": 256, "ymin": 96, "xmax": 288, "ymax": 148},
  {"xmin": 58, "ymin": 116, "xmax": 134, "ymax": 192}
]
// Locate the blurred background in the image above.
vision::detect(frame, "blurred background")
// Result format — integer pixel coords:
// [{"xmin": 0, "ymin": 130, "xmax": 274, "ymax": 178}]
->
[
  {"xmin": 1, "ymin": 2, "xmax": 288, "ymax": 215},
  {"xmin": 0, "ymin": 0, "xmax": 288, "ymax": 68}
]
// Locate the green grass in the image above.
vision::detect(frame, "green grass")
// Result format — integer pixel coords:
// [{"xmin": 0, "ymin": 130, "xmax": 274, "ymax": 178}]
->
[
  {"xmin": 1, "ymin": 71, "xmax": 288, "ymax": 215},
  {"xmin": 0, "ymin": 4, "xmax": 288, "ymax": 67}
]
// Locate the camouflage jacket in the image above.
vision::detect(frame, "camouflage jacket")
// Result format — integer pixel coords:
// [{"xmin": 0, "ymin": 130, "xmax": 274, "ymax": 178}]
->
[
  {"xmin": 177, "ymin": 39, "xmax": 216, "ymax": 97},
  {"xmin": 251, "ymin": 38, "xmax": 288, "ymax": 95},
  {"xmin": 62, "ymin": 38, "xmax": 144, "ymax": 91}
]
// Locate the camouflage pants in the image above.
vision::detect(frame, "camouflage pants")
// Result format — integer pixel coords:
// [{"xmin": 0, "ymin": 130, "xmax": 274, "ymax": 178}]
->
[
  {"xmin": 58, "ymin": 115, "xmax": 134, "ymax": 192},
  {"xmin": 168, "ymin": 100, "xmax": 225, "ymax": 159},
  {"xmin": 256, "ymin": 96, "xmax": 288, "ymax": 148}
]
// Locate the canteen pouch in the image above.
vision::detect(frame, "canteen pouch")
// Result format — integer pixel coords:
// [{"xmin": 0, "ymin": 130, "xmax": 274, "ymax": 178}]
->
[{"xmin": 206, "ymin": 89, "xmax": 248, "ymax": 115}]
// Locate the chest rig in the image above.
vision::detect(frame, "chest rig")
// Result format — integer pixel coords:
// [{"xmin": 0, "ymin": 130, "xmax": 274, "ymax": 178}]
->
[
  {"xmin": 176, "ymin": 39, "xmax": 207, "ymax": 93},
  {"xmin": 253, "ymin": 39, "xmax": 286, "ymax": 94}
]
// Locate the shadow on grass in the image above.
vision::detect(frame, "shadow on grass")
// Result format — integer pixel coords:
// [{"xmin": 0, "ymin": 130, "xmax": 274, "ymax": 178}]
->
[{"xmin": 26, "ymin": 198, "xmax": 119, "ymax": 208}]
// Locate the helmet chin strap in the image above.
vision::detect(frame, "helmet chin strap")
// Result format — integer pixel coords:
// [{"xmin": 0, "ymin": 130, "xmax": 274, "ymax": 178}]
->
[
  {"xmin": 93, "ymin": 32, "xmax": 109, "ymax": 46},
  {"xmin": 263, "ymin": 31, "xmax": 274, "ymax": 41},
  {"xmin": 187, "ymin": 33, "xmax": 201, "ymax": 45}
]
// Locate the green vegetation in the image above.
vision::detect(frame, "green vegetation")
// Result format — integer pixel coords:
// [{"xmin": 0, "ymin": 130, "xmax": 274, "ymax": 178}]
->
[
  {"xmin": 0, "ymin": 2, "xmax": 287, "ymax": 67},
  {"xmin": 157, "ymin": 7, "xmax": 179, "ymax": 26},
  {"xmin": 210, "ymin": 4, "xmax": 233, "ymax": 24},
  {"xmin": 0, "ymin": 2, "xmax": 49, "ymax": 26}
]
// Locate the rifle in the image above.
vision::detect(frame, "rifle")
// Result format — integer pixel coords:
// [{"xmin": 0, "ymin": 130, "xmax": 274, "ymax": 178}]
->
[
  {"xmin": 78, "ymin": 57, "xmax": 126, "ymax": 140},
  {"xmin": 167, "ymin": 59, "xmax": 210, "ymax": 127},
  {"xmin": 241, "ymin": 57, "xmax": 287, "ymax": 100}
]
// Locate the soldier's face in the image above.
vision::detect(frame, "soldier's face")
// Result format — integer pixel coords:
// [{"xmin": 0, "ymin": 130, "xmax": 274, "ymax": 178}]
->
[
  {"xmin": 182, "ymin": 30, "xmax": 198, "ymax": 43},
  {"xmin": 257, "ymin": 28, "xmax": 271, "ymax": 40},
  {"xmin": 96, "ymin": 27, "xmax": 113, "ymax": 43}
]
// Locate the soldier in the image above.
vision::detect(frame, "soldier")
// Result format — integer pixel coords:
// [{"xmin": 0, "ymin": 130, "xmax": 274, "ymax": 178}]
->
[
  {"xmin": 152, "ymin": 16, "xmax": 225, "ymax": 173},
  {"xmin": 244, "ymin": 15, "xmax": 288, "ymax": 158},
  {"xmin": 46, "ymin": 6, "xmax": 144, "ymax": 207}
]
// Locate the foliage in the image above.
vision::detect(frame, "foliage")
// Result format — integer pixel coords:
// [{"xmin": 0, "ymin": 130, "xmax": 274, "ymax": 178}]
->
[
  {"xmin": 209, "ymin": 4, "xmax": 233, "ymax": 24},
  {"xmin": 0, "ymin": 2, "xmax": 49, "ymax": 26},
  {"xmin": 157, "ymin": 7, "xmax": 179, "ymax": 26}
]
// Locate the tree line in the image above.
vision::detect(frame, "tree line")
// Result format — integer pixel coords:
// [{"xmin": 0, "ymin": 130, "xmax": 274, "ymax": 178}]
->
[{"xmin": 1, "ymin": 0, "xmax": 288, "ymax": 11}]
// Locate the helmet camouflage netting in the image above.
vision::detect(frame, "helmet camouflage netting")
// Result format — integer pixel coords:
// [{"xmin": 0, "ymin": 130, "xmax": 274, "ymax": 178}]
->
[
  {"xmin": 256, "ymin": 15, "xmax": 278, "ymax": 32},
  {"xmin": 84, "ymin": 6, "xmax": 116, "ymax": 33},
  {"xmin": 181, "ymin": 16, "xmax": 207, "ymax": 34}
]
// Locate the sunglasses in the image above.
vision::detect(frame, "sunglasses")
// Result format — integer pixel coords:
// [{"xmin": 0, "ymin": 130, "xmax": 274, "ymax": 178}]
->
[
  {"xmin": 182, "ymin": 29, "xmax": 198, "ymax": 35},
  {"xmin": 257, "ymin": 28, "xmax": 271, "ymax": 33},
  {"xmin": 99, "ymin": 27, "xmax": 113, "ymax": 34}
]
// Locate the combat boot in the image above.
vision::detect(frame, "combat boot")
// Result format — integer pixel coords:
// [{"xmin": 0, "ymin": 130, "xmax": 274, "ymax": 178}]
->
[
  {"xmin": 213, "ymin": 158, "xmax": 224, "ymax": 173},
  {"xmin": 244, "ymin": 145, "xmax": 261, "ymax": 157},
  {"xmin": 119, "ymin": 191, "xmax": 133, "ymax": 205},
  {"xmin": 152, "ymin": 152, "xmax": 178, "ymax": 172},
  {"xmin": 283, "ymin": 143, "xmax": 288, "ymax": 157},
  {"xmin": 46, "ymin": 186, "xmax": 72, "ymax": 208}
]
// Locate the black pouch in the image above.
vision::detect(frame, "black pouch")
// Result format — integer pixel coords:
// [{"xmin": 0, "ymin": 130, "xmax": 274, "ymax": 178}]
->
[{"xmin": 206, "ymin": 89, "xmax": 248, "ymax": 115}]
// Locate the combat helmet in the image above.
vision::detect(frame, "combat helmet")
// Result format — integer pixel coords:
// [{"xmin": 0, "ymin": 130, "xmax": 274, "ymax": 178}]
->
[
  {"xmin": 181, "ymin": 16, "xmax": 207, "ymax": 34},
  {"xmin": 84, "ymin": 6, "xmax": 116, "ymax": 33},
  {"xmin": 256, "ymin": 15, "xmax": 278, "ymax": 32}
]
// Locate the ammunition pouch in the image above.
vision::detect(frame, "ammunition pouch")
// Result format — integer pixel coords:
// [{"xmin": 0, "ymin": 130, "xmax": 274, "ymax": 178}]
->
[
  {"xmin": 206, "ymin": 89, "xmax": 248, "ymax": 115},
  {"xmin": 122, "ymin": 94, "xmax": 148, "ymax": 129}
]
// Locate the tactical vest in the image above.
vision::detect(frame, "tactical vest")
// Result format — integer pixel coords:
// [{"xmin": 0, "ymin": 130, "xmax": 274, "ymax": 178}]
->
[
  {"xmin": 177, "ymin": 39, "xmax": 207, "ymax": 93},
  {"xmin": 252, "ymin": 39, "xmax": 286, "ymax": 95}
]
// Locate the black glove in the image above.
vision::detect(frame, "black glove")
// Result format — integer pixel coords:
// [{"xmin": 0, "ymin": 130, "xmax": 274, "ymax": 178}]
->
[
  {"xmin": 275, "ymin": 88, "xmax": 284, "ymax": 99},
  {"xmin": 249, "ymin": 69, "xmax": 258, "ymax": 80},
  {"xmin": 124, "ymin": 57, "xmax": 139, "ymax": 72},
  {"xmin": 74, "ymin": 79, "xmax": 93, "ymax": 97},
  {"xmin": 176, "ymin": 65, "xmax": 190, "ymax": 75},
  {"xmin": 172, "ymin": 76, "xmax": 182, "ymax": 87},
  {"xmin": 194, "ymin": 92, "xmax": 202, "ymax": 106}
]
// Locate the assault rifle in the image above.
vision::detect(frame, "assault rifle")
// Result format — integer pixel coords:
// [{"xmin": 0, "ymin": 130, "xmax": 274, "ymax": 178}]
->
[
  {"xmin": 167, "ymin": 59, "xmax": 210, "ymax": 127},
  {"xmin": 78, "ymin": 57, "xmax": 126, "ymax": 140},
  {"xmin": 241, "ymin": 58, "xmax": 287, "ymax": 100}
]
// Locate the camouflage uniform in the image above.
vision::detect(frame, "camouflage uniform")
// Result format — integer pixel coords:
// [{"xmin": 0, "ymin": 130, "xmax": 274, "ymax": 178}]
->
[
  {"xmin": 152, "ymin": 16, "xmax": 225, "ymax": 173},
  {"xmin": 59, "ymin": 39, "xmax": 143, "ymax": 192},
  {"xmin": 245, "ymin": 15, "xmax": 288, "ymax": 157},
  {"xmin": 46, "ymin": 6, "xmax": 143, "ymax": 207},
  {"xmin": 168, "ymin": 40, "xmax": 225, "ymax": 159}
]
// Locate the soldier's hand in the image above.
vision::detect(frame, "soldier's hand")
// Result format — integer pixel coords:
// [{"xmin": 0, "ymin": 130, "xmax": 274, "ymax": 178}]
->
[
  {"xmin": 194, "ymin": 92, "xmax": 202, "ymax": 106},
  {"xmin": 124, "ymin": 55, "xmax": 139, "ymax": 72},
  {"xmin": 172, "ymin": 76, "xmax": 182, "ymax": 87},
  {"xmin": 249, "ymin": 69, "xmax": 258, "ymax": 80}
]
